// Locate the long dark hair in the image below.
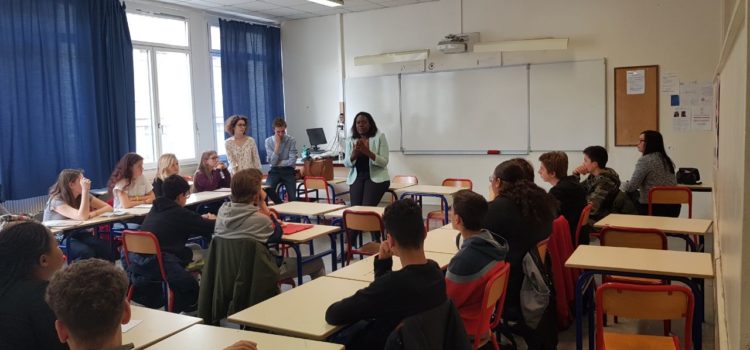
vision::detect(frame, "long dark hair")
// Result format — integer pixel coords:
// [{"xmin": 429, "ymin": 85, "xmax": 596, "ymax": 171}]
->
[
  {"xmin": 350, "ymin": 111, "xmax": 378, "ymax": 139},
  {"xmin": 641, "ymin": 130, "xmax": 675, "ymax": 173},
  {"xmin": 493, "ymin": 160, "xmax": 556, "ymax": 225},
  {"xmin": 48, "ymin": 169, "xmax": 83, "ymax": 208},
  {"xmin": 0, "ymin": 222, "xmax": 54, "ymax": 296},
  {"xmin": 108, "ymin": 153, "xmax": 143, "ymax": 195}
]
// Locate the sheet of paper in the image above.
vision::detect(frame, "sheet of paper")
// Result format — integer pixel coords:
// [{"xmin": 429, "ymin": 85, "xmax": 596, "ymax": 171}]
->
[
  {"xmin": 121, "ymin": 319, "xmax": 142, "ymax": 333},
  {"xmin": 672, "ymin": 108, "xmax": 690, "ymax": 131},
  {"xmin": 213, "ymin": 188, "xmax": 231, "ymax": 192},
  {"xmin": 626, "ymin": 69, "xmax": 645, "ymax": 94},
  {"xmin": 134, "ymin": 204, "xmax": 153, "ymax": 209},
  {"xmin": 661, "ymin": 72, "xmax": 680, "ymax": 94}
]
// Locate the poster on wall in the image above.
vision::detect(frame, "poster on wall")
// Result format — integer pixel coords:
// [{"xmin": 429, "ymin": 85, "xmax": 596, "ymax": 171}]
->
[{"xmin": 671, "ymin": 81, "xmax": 714, "ymax": 132}]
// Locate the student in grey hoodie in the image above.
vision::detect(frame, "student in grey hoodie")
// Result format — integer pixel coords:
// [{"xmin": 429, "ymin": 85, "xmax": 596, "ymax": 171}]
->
[{"xmin": 214, "ymin": 169, "xmax": 325, "ymax": 280}]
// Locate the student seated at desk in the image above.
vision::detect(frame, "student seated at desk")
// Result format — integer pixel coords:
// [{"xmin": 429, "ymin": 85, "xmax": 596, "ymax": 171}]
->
[
  {"xmin": 484, "ymin": 160, "xmax": 558, "ymax": 350},
  {"xmin": 47, "ymin": 261, "xmax": 259, "ymax": 350},
  {"xmin": 539, "ymin": 152, "xmax": 588, "ymax": 245},
  {"xmin": 152, "ymin": 153, "xmax": 180, "ymax": 198},
  {"xmin": 126, "ymin": 175, "xmax": 215, "ymax": 313},
  {"xmin": 214, "ymin": 168, "xmax": 325, "ymax": 280},
  {"xmin": 572, "ymin": 146, "xmax": 621, "ymax": 223},
  {"xmin": 622, "ymin": 130, "xmax": 680, "ymax": 217},
  {"xmin": 0, "ymin": 221, "xmax": 67, "ymax": 350},
  {"xmin": 193, "ymin": 150, "xmax": 231, "ymax": 192},
  {"xmin": 325, "ymin": 199, "xmax": 446, "ymax": 350},
  {"xmin": 446, "ymin": 190, "xmax": 508, "ymax": 339},
  {"xmin": 108, "ymin": 153, "xmax": 155, "ymax": 209},
  {"xmin": 43, "ymin": 169, "xmax": 112, "ymax": 261}
]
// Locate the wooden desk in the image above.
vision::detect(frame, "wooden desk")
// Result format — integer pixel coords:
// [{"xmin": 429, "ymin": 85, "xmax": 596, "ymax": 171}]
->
[
  {"xmin": 566, "ymin": 245, "xmax": 713, "ymax": 350},
  {"xmin": 565, "ymin": 245, "xmax": 713, "ymax": 279},
  {"xmin": 44, "ymin": 214, "xmax": 135, "ymax": 234},
  {"xmin": 186, "ymin": 190, "xmax": 230, "ymax": 206},
  {"xmin": 324, "ymin": 205, "xmax": 385, "ymax": 218},
  {"xmin": 282, "ymin": 224, "xmax": 342, "ymax": 285},
  {"xmin": 228, "ymin": 276, "xmax": 370, "ymax": 340},
  {"xmin": 389, "ymin": 182, "xmax": 417, "ymax": 191},
  {"xmin": 123, "ymin": 306, "xmax": 202, "ymax": 349},
  {"xmin": 684, "ymin": 182, "xmax": 712, "ymax": 192},
  {"xmin": 593, "ymin": 213, "xmax": 713, "ymax": 236},
  {"xmin": 149, "ymin": 324, "xmax": 343, "ymax": 350},
  {"xmin": 327, "ymin": 251, "xmax": 455, "ymax": 282},
  {"xmin": 439, "ymin": 223, "xmax": 455, "ymax": 230},
  {"xmin": 424, "ymin": 228, "xmax": 460, "ymax": 254},
  {"xmin": 271, "ymin": 201, "xmax": 346, "ymax": 217}
]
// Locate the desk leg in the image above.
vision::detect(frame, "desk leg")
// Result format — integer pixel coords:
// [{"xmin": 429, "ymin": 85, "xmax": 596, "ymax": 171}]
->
[
  {"xmin": 441, "ymin": 196, "xmax": 449, "ymax": 224},
  {"xmin": 292, "ymin": 244, "xmax": 304, "ymax": 286},
  {"xmin": 575, "ymin": 271, "xmax": 595, "ymax": 350},
  {"xmin": 328, "ymin": 232, "xmax": 338, "ymax": 272}
]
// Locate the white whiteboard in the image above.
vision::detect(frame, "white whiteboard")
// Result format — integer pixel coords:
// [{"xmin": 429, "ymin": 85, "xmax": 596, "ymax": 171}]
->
[
  {"xmin": 344, "ymin": 75, "xmax": 401, "ymax": 149},
  {"xmin": 400, "ymin": 65, "xmax": 529, "ymax": 152},
  {"xmin": 529, "ymin": 59, "xmax": 606, "ymax": 151}
]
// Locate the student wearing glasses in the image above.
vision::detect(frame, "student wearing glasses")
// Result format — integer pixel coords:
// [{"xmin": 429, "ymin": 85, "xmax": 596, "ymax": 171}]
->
[
  {"xmin": 126, "ymin": 175, "xmax": 216, "ymax": 313},
  {"xmin": 194, "ymin": 150, "xmax": 231, "ymax": 192},
  {"xmin": 224, "ymin": 115, "xmax": 261, "ymax": 174},
  {"xmin": 622, "ymin": 130, "xmax": 679, "ymax": 216}
]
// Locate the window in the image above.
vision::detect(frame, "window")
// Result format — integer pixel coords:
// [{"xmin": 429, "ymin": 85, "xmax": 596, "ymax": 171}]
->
[
  {"xmin": 128, "ymin": 12, "xmax": 196, "ymax": 164},
  {"xmin": 209, "ymin": 25, "xmax": 226, "ymax": 155}
]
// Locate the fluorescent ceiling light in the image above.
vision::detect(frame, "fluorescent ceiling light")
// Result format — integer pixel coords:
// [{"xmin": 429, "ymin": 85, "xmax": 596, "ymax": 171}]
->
[
  {"xmin": 354, "ymin": 49, "xmax": 429, "ymax": 66},
  {"xmin": 307, "ymin": 0, "xmax": 343, "ymax": 7},
  {"xmin": 474, "ymin": 38, "xmax": 568, "ymax": 53}
]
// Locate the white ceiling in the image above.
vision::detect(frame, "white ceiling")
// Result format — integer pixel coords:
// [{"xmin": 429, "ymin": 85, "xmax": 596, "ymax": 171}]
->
[{"xmin": 152, "ymin": 0, "xmax": 437, "ymax": 23}]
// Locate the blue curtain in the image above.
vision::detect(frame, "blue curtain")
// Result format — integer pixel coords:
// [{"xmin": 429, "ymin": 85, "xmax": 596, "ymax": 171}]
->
[
  {"xmin": 219, "ymin": 19, "xmax": 285, "ymax": 164},
  {"xmin": 0, "ymin": 0, "xmax": 135, "ymax": 201}
]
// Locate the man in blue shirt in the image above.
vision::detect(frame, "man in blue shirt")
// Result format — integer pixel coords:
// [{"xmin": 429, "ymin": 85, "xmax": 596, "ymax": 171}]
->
[{"xmin": 265, "ymin": 118, "xmax": 299, "ymax": 203}]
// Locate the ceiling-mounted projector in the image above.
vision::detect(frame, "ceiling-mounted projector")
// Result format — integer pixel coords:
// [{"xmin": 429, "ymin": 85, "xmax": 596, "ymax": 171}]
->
[{"xmin": 437, "ymin": 32, "xmax": 479, "ymax": 54}]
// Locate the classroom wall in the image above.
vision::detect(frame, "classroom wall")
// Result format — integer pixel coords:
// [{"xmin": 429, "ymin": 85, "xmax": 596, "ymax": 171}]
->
[
  {"xmin": 715, "ymin": 5, "xmax": 750, "ymax": 348},
  {"xmin": 281, "ymin": 0, "xmax": 721, "ymax": 218}
]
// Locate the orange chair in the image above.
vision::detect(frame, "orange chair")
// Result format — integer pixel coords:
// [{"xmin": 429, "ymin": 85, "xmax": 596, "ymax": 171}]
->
[
  {"xmin": 469, "ymin": 262, "xmax": 511, "ymax": 350},
  {"xmin": 649, "ymin": 186, "xmax": 695, "ymax": 249},
  {"xmin": 596, "ymin": 283, "xmax": 694, "ymax": 350},
  {"xmin": 342, "ymin": 210, "xmax": 385, "ymax": 265},
  {"xmin": 389, "ymin": 175, "xmax": 419, "ymax": 202},
  {"xmin": 574, "ymin": 203, "xmax": 593, "ymax": 245},
  {"xmin": 537, "ymin": 238, "xmax": 550, "ymax": 264},
  {"xmin": 302, "ymin": 176, "xmax": 332, "ymax": 204},
  {"xmin": 121, "ymin": 230, "xmax": 174, "ymax": 312},
  {"xmin": 425, "ymin": 178, "xmax": 473, "ymax": 230}
]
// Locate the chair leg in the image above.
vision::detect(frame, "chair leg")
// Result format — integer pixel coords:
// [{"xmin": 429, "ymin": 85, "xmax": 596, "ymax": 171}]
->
[{"xmin": 663, "ymin": 320, "xmax": 671, "ymax": 336}]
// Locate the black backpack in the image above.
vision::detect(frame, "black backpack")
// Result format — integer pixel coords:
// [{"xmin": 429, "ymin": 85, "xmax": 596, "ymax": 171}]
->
[{"xmin": 676, "ymin": 168, "xmax": 701, "ymax": 185}]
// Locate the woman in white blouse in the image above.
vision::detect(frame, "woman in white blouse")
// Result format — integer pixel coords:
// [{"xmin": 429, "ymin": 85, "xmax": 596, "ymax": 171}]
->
[{"xmin": 224, "ymin": 115, "xmax": 261, "ymax": 174}]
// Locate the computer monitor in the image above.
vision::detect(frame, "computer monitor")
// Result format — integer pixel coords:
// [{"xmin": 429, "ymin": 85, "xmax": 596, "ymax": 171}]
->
[{"xmin": 306, "ymin": 128, "xmax": 327, "ymax": 152}]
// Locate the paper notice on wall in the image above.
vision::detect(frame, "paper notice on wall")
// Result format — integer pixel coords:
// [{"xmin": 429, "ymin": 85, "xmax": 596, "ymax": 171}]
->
[
  {"xmin": 672, "ymin": 108, "xmax": 690, "ymax": 131},
  {"xmin": 661, "ymin": 72, "xmax": 680, "ymax": 94},
  {"xmin": 627, "ymin": 70, "xmax": 646, "ymax": 94},
  {"xmin": 692, "ymin": 113, "xmax": 713, "ymax": 131}
]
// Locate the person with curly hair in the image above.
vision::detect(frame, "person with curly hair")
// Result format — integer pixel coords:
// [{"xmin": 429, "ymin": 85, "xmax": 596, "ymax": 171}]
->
[
  {"xmin": 0, "ymin": 221, "xmax": 67, "ymax": 350},
  {"xmin": 224, "ymin": 115, "xmax": 262, "ymax": 174},
  {"xmin": 484, "ymin": 159, "xmax": 558, "ymax": 350},
  {"xmin": 108, "ymin": 153, "xmax": 155, "ymax": 209}
]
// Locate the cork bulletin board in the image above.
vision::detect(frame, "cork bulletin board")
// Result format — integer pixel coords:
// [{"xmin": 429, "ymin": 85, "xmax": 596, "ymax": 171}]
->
[{"xmin": 615, "ymin": 65, "xmax": 659, "ymax": 146}]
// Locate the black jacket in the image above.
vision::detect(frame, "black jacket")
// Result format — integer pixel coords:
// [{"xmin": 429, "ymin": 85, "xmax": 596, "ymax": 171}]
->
[
  {"xmin": 549, "ymin": 176, "xmax": 588, "ymax": 244},
  {"xmin": 384, "ymin": 299, "xmax": 471, "ymax": 350},
  {"xmin": 140, "ymin": 197, "xmax": 215, "ymax": 263},
  {"xmin": 326, "ymin": 258, "xmax": 446, "ymax": 350},
  {"xmin": 483, "ymin": 196, "xmax": 552, "ymax": 320}
]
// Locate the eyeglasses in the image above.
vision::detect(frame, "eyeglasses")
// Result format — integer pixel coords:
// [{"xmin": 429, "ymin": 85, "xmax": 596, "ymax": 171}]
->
[
  {"xmin": 236, "ymin": 124, "xmax": 247, "ymax": 128},
  {"xmin": 638, "ymin": 139, "xmax": 646, "ymax": 144},
  {"xmin": 209, "ymin": 156, "xmax": 219, "ymax": 160}
]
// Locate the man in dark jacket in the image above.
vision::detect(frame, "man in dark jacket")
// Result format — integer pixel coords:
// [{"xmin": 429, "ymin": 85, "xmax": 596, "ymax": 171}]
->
[
  {"xmin": 127, "ymin": 175, "xmax": 215, "ymax": 313},
  {"xmin": 326, "ymin": 199, "xmax": 446, "ymax": 350},
  {"xmin": 539, "ymin": 151, "xmax": 588, "ymax": 245}
]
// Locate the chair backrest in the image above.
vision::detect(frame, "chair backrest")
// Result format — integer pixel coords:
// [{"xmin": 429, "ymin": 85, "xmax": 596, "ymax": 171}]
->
[
  {"xmin": 474, "ymin": 262, "xmax": 511, "ymax": 349},
  {"xmin": 303, "ymin": 176, "xmax": 331, "ymax": 203},
  {"xmin": 596, "ymin": 282, "xmax": 694, "ymax": 350},
  {"xmin": 442, "ymin": 178, "xmax": 473, "ymax": 190},
  {"xmin": 393, "ymin": 175, "xmax": 418, "ymax": 185},
  {"xmin": 536, "ymin": 238, "xmax": 550, "ymax": 264},
  {"xmin": 648, "ymin": 186, "xmax": 692, "ymax": 218},
  {"xmin": 599, "ymin": 226, "xmax": 667, "ymax": 250},
  {"xmin": 121, "ymin": 230, "xmax": 169, "ymax": 282},
  {"xmin": 574, "ymin": 203, "xmax": 593, "ymax": 245},
  {"xmin": 343, "ymin": 210, "xmax": 385, "ymax": 233}
]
